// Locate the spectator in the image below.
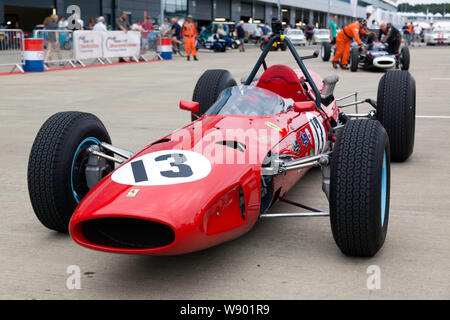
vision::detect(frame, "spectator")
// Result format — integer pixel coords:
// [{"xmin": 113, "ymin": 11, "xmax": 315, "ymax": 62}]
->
[
  {"xmin": 131, "ymin": 19, "xmax": 144, "ymax": 32},
  {"xmin": 253, "ymin": 24, "xmax": 262, "ymax": 45},
  {"xmin": 141, "ymin": 18, "xmax": 154, "ymax": 56},
  {"xmin": 116, "ymin": 11, "xmax": 131, "ymax": 33},
  {"xmin": 159, "ymin": 18, "xmax": 171, "ymax": 37},
  {"xmin": 236, "ymin": 21, "xmax": 245, "ymax": 52},
  {"xmin": 305, "ymin": 23, "xmax": 314, "ymax": 45},
  {"xmin": 402, "ymin": 23, "xmax": 409, "ymax": 46},
  {"xmin": 413, "ymin": 24, "xmax": 421, "ymax": 47},
  {"xmin": 58, "ymin": 17, "xmax": 68, "ymax": 29},
  {"xmin": 116, "ymin": 12, "xmax": 131, "ymax": 62},
  {"xmin": 86, "ymin": 18, "xmax": 95, "ymax": 30},
  {"xmin": 93, "ymin": 16, "xmax": 107, "ymax": 32},
  {"xmin": 44, "ymin": 15, "xmax": 63, "ymax": 66},
  {"xmin": 171, "ymin": 17, "xmax": 182, "ymax": 49}
]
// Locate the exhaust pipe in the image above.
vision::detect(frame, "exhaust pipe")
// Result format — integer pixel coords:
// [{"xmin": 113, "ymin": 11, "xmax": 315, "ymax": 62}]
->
[{"xmin": 373, "ymin": 56, "xmax": 395, "ymax": 69}]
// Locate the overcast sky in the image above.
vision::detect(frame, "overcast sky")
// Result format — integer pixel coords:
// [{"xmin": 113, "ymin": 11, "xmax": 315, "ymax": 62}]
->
[{"xmin": 397, "ymin": 0, "xmax": 450, "ymax": 4}]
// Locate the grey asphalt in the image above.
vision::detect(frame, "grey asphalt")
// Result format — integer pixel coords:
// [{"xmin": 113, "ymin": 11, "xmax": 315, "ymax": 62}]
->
[{"xmin": 0, "ymin": 44, "xmax": 449, "ymax": 299}]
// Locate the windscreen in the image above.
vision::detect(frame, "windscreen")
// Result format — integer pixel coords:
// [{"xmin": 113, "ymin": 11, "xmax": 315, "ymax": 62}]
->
[{"xmin": 206, "ymin": 86, "xmax": 289, "ymax": 117}]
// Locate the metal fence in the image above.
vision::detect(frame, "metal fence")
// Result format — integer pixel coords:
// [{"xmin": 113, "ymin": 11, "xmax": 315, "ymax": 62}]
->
[
  {"xmin": 0, "ymin": 28, "xmax": 166, "ymax": 73},
  {"xmin": 32, "ymin": 29, "xmax": 76, "ymax": 69},
  {"xmin": 0, "ymin": 29, "xmax": 24, "ymax": 72}
]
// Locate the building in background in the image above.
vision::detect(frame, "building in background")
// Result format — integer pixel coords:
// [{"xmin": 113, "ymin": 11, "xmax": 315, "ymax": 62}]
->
[{"xmin": 0, "ymin": 0, "xmax": 399, "ymax": 32}]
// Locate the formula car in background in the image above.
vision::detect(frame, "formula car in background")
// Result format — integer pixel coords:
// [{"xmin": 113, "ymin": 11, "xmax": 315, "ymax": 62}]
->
[
  {"xmin": 28, "ymin": 31, "xmax": 416, "ymax": 258},
  {"xmin": 321, "ymin": 41, "xmax": 410, "ymax": 72},
  {"xmin": 284, "ymin": 28, "xmax": 306, "ymax": 46},
  {"xmin": 424, "ymin": 29, "xmax": 450, "ymax": 45}
]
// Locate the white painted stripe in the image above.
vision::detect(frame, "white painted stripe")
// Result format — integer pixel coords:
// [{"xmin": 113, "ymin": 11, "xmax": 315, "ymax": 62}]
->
[
  {"xmin": 416, "ymin": 115, "xmax": 450, "ymax": 119},
  {"xmin": 431, "ymin": 78, "xmax": 450, "ymax": 81},
  {"xmin": 157, "ymin": 45, "xmax": 172, "ymax": 52},
  {"xmin": 23, "ymin": 51, "xmax": 44, "ymax": 61}
]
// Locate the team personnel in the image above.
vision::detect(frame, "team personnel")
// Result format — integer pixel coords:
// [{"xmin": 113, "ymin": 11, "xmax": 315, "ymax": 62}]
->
[
  {"xmin": 378, "ymin": 23, "xmax": 401, "ymax": 55},
  {"xmin": 332, "ymin": 20, "xmax": 366, "ymax": 69},
  {"xmin": 181, "ymin": 15, "xmax": 198, "ymax": 61}
]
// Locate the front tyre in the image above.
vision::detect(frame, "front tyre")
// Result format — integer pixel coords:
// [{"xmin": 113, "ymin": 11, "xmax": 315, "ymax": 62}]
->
[
  {"xmin": 321, "ymin": 42, "xmax": 331, "ymax": 61},
  {"xmin": 376, "ymin": 70, "xmax": 415, "ymax": 161},
  {"xmin": 192, "ymin": 69, "xmax": 237, "ymax": 121},
  {"xmin": 330, "ymin": 120, "xmax": 390, "ymax": 257},
  {"xmin": 350, "ymin": 47, "xmax": 359, "ymax": 72},
  {"xmin": 400, "ymin": 46, "xmax": 410, "ymax": 70},
  {"xmin": 28, "ymin": 112, "xmax": 113, "ymax": 232}
]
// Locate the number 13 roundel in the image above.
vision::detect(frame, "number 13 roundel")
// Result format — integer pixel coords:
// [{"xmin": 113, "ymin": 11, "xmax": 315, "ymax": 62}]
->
[{"xmin": 111, "ymin": 150, "xmax": 212, "ymax": 186}]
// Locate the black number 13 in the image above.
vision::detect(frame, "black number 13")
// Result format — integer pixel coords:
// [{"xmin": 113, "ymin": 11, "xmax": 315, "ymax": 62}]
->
[{"xmin": 131, "ymin": 153, "xmax": 193, "ymax": 183}]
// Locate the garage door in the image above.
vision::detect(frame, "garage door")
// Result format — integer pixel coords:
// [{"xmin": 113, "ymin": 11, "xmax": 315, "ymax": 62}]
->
[
  {"xmin": 241, "ymin": 2, "xmax": 252, "ymax": 17},
  {"xmin": 196, "ymin": 0, "xmax": 213, "ymax": 20},
  {"xmin": 215, "ymin": 0, "xmax": 230, "ymax": 19},
  {"xmin": 255, "ymin": 4, "xmax": 264, "ymax": 20}
]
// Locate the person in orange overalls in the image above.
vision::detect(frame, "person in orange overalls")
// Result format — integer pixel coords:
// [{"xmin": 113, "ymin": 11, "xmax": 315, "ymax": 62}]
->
[
  {"xmin": 181, "ymin": 15, "xmax": 198, "ymax": 61},
  {"xmin": 332, "ymin": 20, "xmax": 366, "ymax": 69}
]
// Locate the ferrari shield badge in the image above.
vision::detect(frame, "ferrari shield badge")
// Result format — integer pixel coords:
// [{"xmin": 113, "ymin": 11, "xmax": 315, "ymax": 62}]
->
[{"xmin": 126, "ymin": 189, "xmax": 140, "ymax": 197}]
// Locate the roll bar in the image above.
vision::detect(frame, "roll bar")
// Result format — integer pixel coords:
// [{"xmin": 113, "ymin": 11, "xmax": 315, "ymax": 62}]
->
[{"xmin": 244, "ymin": 35, "xmax": 323, "ymax": 111}]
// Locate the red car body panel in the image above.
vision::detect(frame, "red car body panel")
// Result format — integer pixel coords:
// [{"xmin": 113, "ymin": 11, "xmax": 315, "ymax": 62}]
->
[{"xmin": 69, "ymin": 66, "xmax": 339, "ymax": 255}]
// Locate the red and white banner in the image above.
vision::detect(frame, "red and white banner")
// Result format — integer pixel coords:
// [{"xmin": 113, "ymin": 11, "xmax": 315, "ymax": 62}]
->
[
  {"xmin": 102, "ymin": 31, "xmax": 140, "ymax": 58},
  {"xmin": 73, "ymin": 31, "xmax": 103, "ymax": 60}
]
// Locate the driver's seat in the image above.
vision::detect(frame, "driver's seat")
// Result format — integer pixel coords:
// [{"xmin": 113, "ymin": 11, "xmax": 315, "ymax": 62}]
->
[{"xmin": 256, "ymin": 65, "xmax": 308, "ymax": 102}]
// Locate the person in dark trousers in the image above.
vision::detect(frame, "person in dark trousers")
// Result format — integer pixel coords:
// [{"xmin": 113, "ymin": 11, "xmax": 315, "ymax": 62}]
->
[
  {"xmin": 378, "ymin": 23, "xmax": 401, "ymax": 55},
  {"xmin": 116, "ymin": 11, "xmax": 131, "ymax": 62},
  {"xmin": 236, "ymin": 21, "xmax": 245, "ymax": 52}
]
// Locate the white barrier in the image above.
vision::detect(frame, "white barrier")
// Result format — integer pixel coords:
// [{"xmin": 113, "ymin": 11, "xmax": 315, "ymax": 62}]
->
[
  {"xmin": 102, "ymin": 31, "xmax": 141, "ymax": 62},
  {"xmin": 73, "ymin": 30, "xmax": 103, "ymax": 62}
]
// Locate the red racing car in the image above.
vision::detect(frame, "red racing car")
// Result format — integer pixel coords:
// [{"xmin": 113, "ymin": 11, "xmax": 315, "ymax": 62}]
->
[{"xmin": 28, "ymin": 34, "xmax": 416, "ymax": 257}]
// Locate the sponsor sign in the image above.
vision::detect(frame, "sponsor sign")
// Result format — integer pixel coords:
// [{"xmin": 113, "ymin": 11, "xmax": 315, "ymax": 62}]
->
[
  {"xmin": 73, "ymin": 31, "xmax": 103, "ymax": 60},
  {"xmin": 102, "ymin": 31, "xmax": 140, "ymax": 58}
]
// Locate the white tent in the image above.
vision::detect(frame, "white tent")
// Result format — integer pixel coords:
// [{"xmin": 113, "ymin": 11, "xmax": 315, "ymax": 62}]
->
[
  {"xmin": 416, "ymin": 12, "xmax": 426, "ymax": 18},
  {"xmin": 445, "ymin": 13, "xmax": 450, "ymax": 18},
  {"xmin": 434, "ymin": 13, "xmax": 443, "ymax": 18}
]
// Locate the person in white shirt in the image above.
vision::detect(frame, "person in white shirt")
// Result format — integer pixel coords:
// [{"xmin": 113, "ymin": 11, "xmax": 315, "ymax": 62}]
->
[
  {"xmin": 413, "ymin": 24, "xmax": 422, "ymax": 47},
  {"xmin": 131, "ymin": 20, "xmax": 144, "ymax": 32},
  {"xmin": 93, "ymin": 16, "xmax": 107, "ymax": 32}
]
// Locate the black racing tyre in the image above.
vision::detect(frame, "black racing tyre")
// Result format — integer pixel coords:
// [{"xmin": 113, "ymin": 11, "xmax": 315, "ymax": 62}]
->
[
  {"xmin": 28, "ymin": 112, "xmax": 113, "ymax": 232},
  {"xmin": 321, "ymin": 42, "xmax": 331, "ymax": 61},
  {"xmin": 192, "ymin": 69, "xmax": 237, "ymax": 121},
  {"xmin": 350, "ymin": 47, "xmax": 359, "ymax": 72},
  {"xmin": 260, "ymin": 42, "xmax": 266, "ymax": 51},
  {"xmin": 330, "ymin": 120, "xmax": 390, "ymax": 257},
  {"xmin": 400, "ymin": 46, "xmax": 410, "ymax": 70},
  {"xmin": 280, "ymin": 43, "xmax": 287, "ymax": 51},
  {"xmin": 376, "ymin": 70, "xmax": 416, "ymax": 161}
]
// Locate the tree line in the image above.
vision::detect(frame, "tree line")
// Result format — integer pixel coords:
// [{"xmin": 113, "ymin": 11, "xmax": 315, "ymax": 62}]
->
[{"xmin": 397, "ymin": 3, "xmax": 449, "ymax": 14}]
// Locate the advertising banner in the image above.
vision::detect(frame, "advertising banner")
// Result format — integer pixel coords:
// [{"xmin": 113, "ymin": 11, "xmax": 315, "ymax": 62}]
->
[
  {"xmin": 102, "ymin": 31, "xmax": 140, "ymax": 58},
  {"xmin": 73, "ymin": 31, "xmax": 103, "ymax": 60}
]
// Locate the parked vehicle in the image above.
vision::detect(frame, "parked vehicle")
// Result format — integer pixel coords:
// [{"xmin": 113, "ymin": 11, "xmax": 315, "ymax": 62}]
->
[
  {"xmin": 284, "ymin": 29, "xmax": 306, "ymax": 46},
  {"xmin": 313, "ymin": 29, "xmax": 331, "ymax": 44}
]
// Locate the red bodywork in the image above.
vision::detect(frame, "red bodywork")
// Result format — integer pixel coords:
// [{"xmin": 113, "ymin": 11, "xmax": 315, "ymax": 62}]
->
[{"xmin": 69, "ymin": 65, "xmax": 339, "ymax": 255}]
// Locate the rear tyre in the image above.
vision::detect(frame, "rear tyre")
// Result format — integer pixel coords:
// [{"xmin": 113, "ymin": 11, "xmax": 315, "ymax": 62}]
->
[
  {"xmin": 330, "ymin": 120, "xmax": 390, "ymax": 257},
  {"xmin": 280, "ymin": 43, "xmax": 287, "ymax": 51},
  {"xmin": 376, "ymin": 70, "xmax": 416, "ymax": 161},
  {"xmin": 28, "ymin": 112, "xmax": 113, "ymax": 232},
  {"xmin": 400, "ymin": 46, "xmax": 410, "ymax": 70},
  {"xmin": 321, "ymin": 42, "xmax": 331, "ymax": 61},
  {"xmin": 192, "ymin": 69, "xmax": 237, "ymax": 121},
  {"xmin": 350, "ymin": 47, "xmax": 359, "ymax": 72}
]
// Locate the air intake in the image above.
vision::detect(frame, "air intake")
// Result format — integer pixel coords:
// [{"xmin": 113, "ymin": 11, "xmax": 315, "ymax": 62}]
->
[{"xmin": 81, "ymin": 218, "xmax": 175, "ymax": 249}]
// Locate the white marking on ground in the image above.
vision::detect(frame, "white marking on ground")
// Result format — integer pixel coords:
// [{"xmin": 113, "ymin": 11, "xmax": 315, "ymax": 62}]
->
[
  {"xmin": 416, "ymin": 115, "xmax": 450, "ymax": 119},
  {"xmin": 430, "ymin": 78, "xmax": 450, "ymax": 81}
]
